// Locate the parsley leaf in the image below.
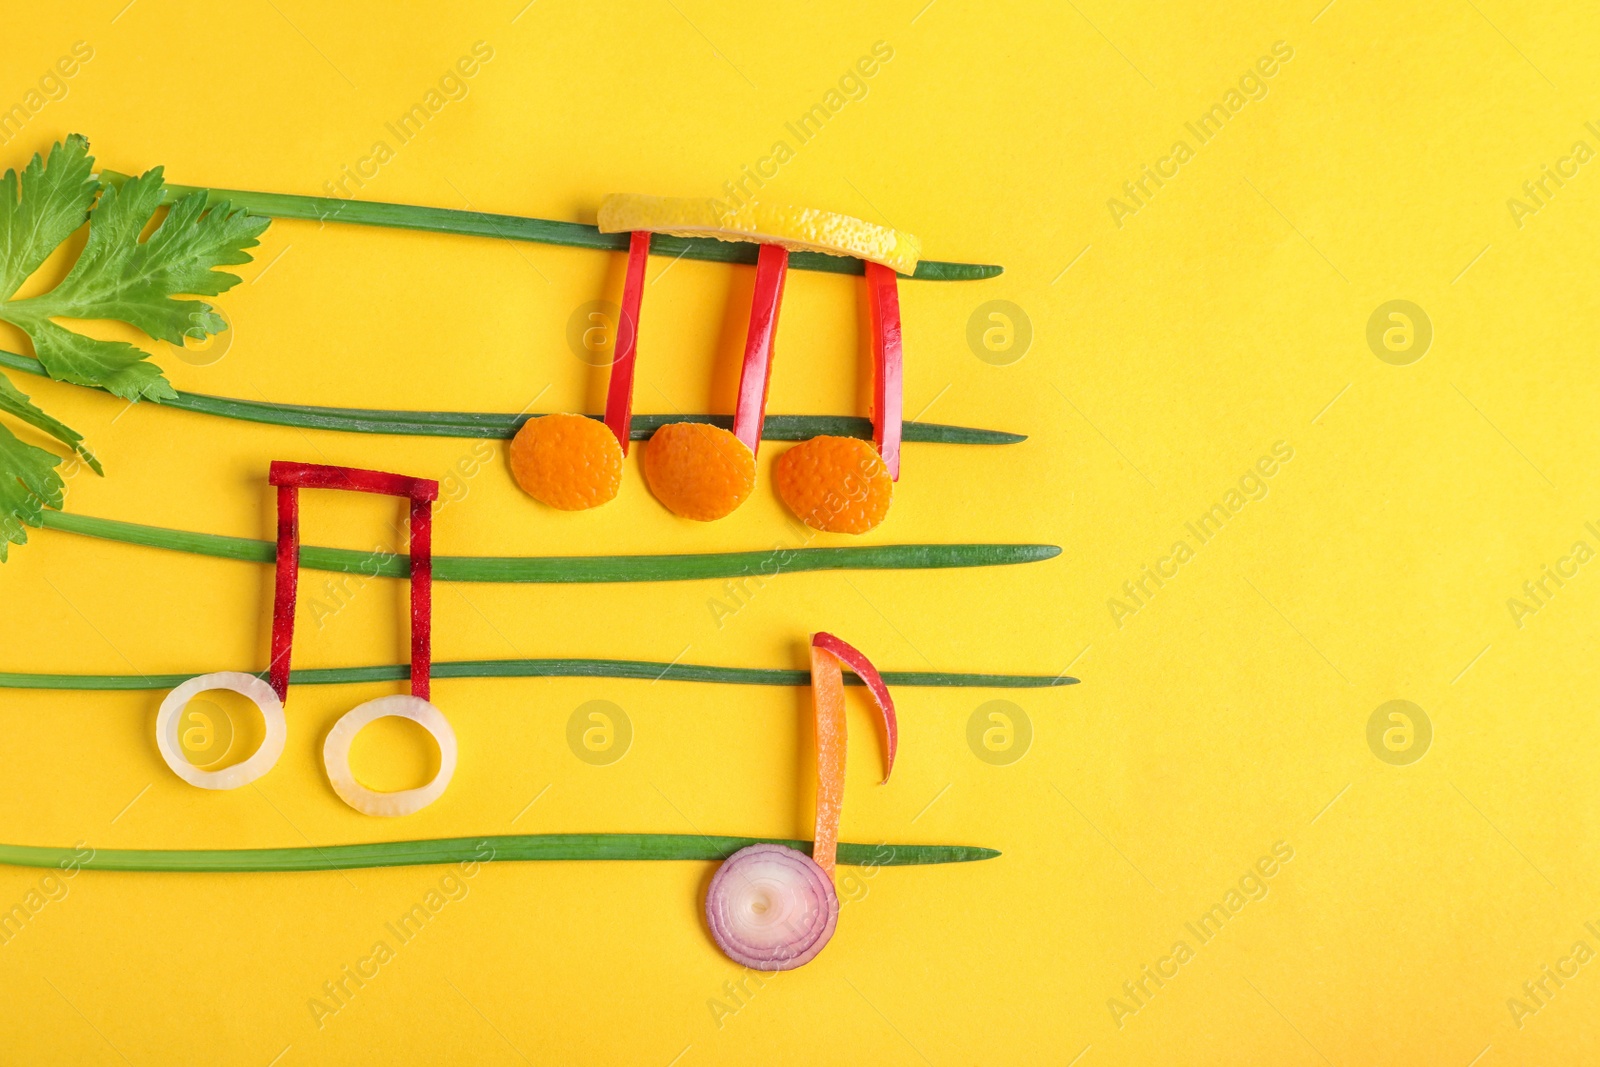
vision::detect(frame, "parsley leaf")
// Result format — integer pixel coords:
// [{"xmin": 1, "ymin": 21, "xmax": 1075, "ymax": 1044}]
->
[
  {"xmin": 0, "ymin": 373, "xmax": 99, "ymax": 474},
  {"xmin": 0, "ymin": 420, "xmax": 64, "ymax": 563},
  {"xmin": 0, "ymin": 137, "xmax": 269, "ymax": 401},
  {"xmin": 0, "ymin": 134, "xmax": 99, "ymax": 302},
  {"xmin": 0, "ymin": 134, "xmax": 267, "ymax": 560}
]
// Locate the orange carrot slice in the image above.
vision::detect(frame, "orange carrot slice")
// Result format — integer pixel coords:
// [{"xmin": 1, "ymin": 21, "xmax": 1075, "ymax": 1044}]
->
[
  {"xmin": 508, "ymin": 413, "xmax": 623, "ymax": 511},
  {"xmin": 642, "ymin": 421, "xmax": 755, "ymax": 521},
  {"xmin": 774, "ymin": 435, "xmax": 894, "ymax": 534}
]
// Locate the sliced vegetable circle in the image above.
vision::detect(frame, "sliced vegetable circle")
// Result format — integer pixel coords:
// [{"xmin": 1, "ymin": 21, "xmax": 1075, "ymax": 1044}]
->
[
  {"xmin": 323, "ymin": 695, "xmax": 458, "ymax": 817},
  {"xmin": 597, "ymin": 195, "xmax": 922, "ymax": 276},
  {"xmin": 642, "ymin": 421, "xmax": 755, "ymax": 521},
  {"xmin": 509, "ymin": 413, "xmax": 623, "ymax": 511},
  {"xmin": 774, "ymin": 435, "xmax": 894, "ymax": 534},
  {"xmin": 705, "ymin": 842, "xmax": 839, "ymax": 971},
  {"xmin": 155, "ymin": 672, "xmax": 287, "ymax": 790}
]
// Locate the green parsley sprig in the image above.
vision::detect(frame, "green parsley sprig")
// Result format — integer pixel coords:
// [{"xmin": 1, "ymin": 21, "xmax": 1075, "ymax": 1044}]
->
[{"xmin": 0, "ymin": 135, "xmax": 267, "ymax": 560}]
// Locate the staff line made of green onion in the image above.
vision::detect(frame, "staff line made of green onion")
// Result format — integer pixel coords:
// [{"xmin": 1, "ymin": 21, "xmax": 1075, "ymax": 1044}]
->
[
  {"xmin": 0, "ymin": 347, "xmax": 1023, "ymax": 445},
  {"xmin": 39, "ymin": 510, "xmax": 1061, "ymax": 583},
  {"xmin": 0, "ymin": 657, "xmax": 1077, "ymax": 691},
  {"xmin": 0, "ymin": 835, "xmax": 999, "ymax": 873},
  {"xmin": 96, "ymin": 171, "xmax": 1004, "ymax": 282}
]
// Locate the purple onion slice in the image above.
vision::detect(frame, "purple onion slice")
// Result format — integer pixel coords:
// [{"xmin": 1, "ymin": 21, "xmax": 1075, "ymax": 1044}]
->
[{"xmin": 705, "ymin": 843, "xmax": 839, "ymax": 970}]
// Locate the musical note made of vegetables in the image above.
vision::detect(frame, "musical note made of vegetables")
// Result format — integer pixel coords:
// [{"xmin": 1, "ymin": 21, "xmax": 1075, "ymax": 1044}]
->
[
  {"xmin": 0, "ymin": 137, "xmax": 1058, "ymax": 973},
  {"xmin": 511, "ymin": 196, "xmax": 917, "ymax": 534}
]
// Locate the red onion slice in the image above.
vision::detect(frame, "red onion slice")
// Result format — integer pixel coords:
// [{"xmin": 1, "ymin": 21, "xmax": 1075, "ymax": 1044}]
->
[{"xmin": 706, "ymin": 843, "xmax": 839, "ymax": 970}]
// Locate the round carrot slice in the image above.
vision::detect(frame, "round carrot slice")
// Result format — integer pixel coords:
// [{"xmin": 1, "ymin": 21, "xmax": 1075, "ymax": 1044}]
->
[
  {"xmin": 508, "ymin": 413, "xmax": 623, "ymax": 511},
  {"xmin": 774, "ymin": 436, "xmax": 893, "ymax": 534},
  {"xmin": 642, "ymin": 422, "xmax": 756, "ymax": 521}
]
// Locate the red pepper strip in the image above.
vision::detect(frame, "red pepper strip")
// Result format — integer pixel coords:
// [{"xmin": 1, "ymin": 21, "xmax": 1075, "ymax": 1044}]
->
[
  {"xmin": 267, "ymin": 483, "xmax": 300, "ymax": 702},
  {"xmin": 268, "ymin": 461, "xmax": 439, "ymax": 502},
  {"xmin": 731, "ymin": 244, "xmax": 790, "ymax": 457},
  {"xmin": 864, "ymin": 261, "xmax": 904, "ymax": 480},
  {"xmin": 810, "ymin": 639, "xmax": 846, "ymax": 880},
  {"xmin": 604, "ymin": 231, "xmax": 651, "ymax": 454},
  {"xmin": 812, "ymin": 631, "xmax": 897, "ymax": 782},
  {"xmin": 264, "ymin": 462, "xmax": 442, "ymax": 703},
  {"xmin": 408, "ymin": 496, "xmax": 433, "ymax": 700}
]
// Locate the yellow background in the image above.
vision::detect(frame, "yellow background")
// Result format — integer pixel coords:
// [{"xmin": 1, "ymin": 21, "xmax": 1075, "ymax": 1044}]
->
[{"xmin": 0, "ymin": 0, "xmax": 1596, "ymax": 1063}]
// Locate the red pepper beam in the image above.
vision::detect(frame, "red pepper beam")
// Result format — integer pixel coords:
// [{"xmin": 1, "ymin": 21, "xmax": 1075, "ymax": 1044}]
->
[
  {"xmin": 266, "ymin": 462, "xmax": 441, "ymax": 703},
  {"xmin": 603, "ymin": 231, "xmax": 652, "ymax": 453}
]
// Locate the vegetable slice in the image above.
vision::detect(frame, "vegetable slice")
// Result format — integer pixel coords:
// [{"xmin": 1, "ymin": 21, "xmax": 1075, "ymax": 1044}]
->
[
  {"xmin": 508, "ymin": 413, "xmax": 623, "ymax": 511},
  {"xmin": 813, "ymin": 631, "xmax": 898, "ymax": 781},
  {"xmin": 323, "ymin": 694, "xmax": 457, "ymax": 817},
  {"xmin": 597, "ymin": 195, "xmax": 922, "ymax": 275},
  {"xmin": 731, "ymin": 244, "xmax": 788, "ymax": 458},
  {"xmin": 705, "ymin": 843, "xmax": 838, "ymax": 971},
  {"xmin": 865, "ymin": 262, "xmax": 905, "ymax": 480},
  {"xmin": 154, "ymin": 671, "xmax": 287, "ymax": 790},
  {"xmin": 604, "ymin": 231, "xmax": 650, "ymax": 453},
  {"xmin": 774, "ymin": 435, "xmax": 894, "ymax": 534},
  {"xmin": 267, "ymin": 480, "xmax": 300, "ymax": 700},
  {"xmin": 811, "ymin": 640, "xmax": 848, "ymax": 879},
  {"xmin": 641, "ymin": 421, "xmax": 755, "ymax": 521}
]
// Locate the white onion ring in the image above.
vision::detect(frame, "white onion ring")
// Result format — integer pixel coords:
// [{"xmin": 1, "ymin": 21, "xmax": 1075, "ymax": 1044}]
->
[
  {"xmin": 156, "ymin": 672, "xmax": 287, "ymax": 790},
  {"xmin": 322, "ymin": 695, "xmax": 457, "ymax": 817},
  {"xmin": 705, "ymin": 843, "xmax": 839, "ymax": 970}
]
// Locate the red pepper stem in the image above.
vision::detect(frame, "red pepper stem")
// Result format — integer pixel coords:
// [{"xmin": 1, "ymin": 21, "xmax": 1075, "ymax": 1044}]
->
[
  {"xmin": 732, "ymin": 244, "xmax": 790, "ymax": 457},
  {"xmin": 865, "ymin": 262, "xmax": 904, "ymax": 480},
  {"xmin": 265, "ymin": 462, "xmax": 441, "ymax": 704},
  {"xmin": 604, "ymin": 231, "xmax": 651, "ymax": 454},
  {"xmin": 407, "ymin": 497, "xmax": 434, "ymax": 700},
  {"xmin": 267, "ymin": 484, "xmax": 300, "ymax": 702}
]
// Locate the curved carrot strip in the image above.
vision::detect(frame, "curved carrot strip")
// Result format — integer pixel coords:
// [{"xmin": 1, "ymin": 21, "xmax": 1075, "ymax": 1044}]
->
[
  {"xmin": 809, "ymin": 633, "xmax": 900, "ymax": 881},
  {"xmin": 731, "ymin": 244, "xmax": 789, "ymax": 457},
  {"xmin": 604, "ymin": 231, "xmax": 651, "ymax": 454},
  {"xmin": 810, "ymin": 640, "xmax": 846, "ymax": 880},
  {"xmin": 865, "ymin": 262, "xmax": 904, "ymax": 481},
  {"xmin": 812, "ymin": 631, "xmax": 897, "ymax": 782}
]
